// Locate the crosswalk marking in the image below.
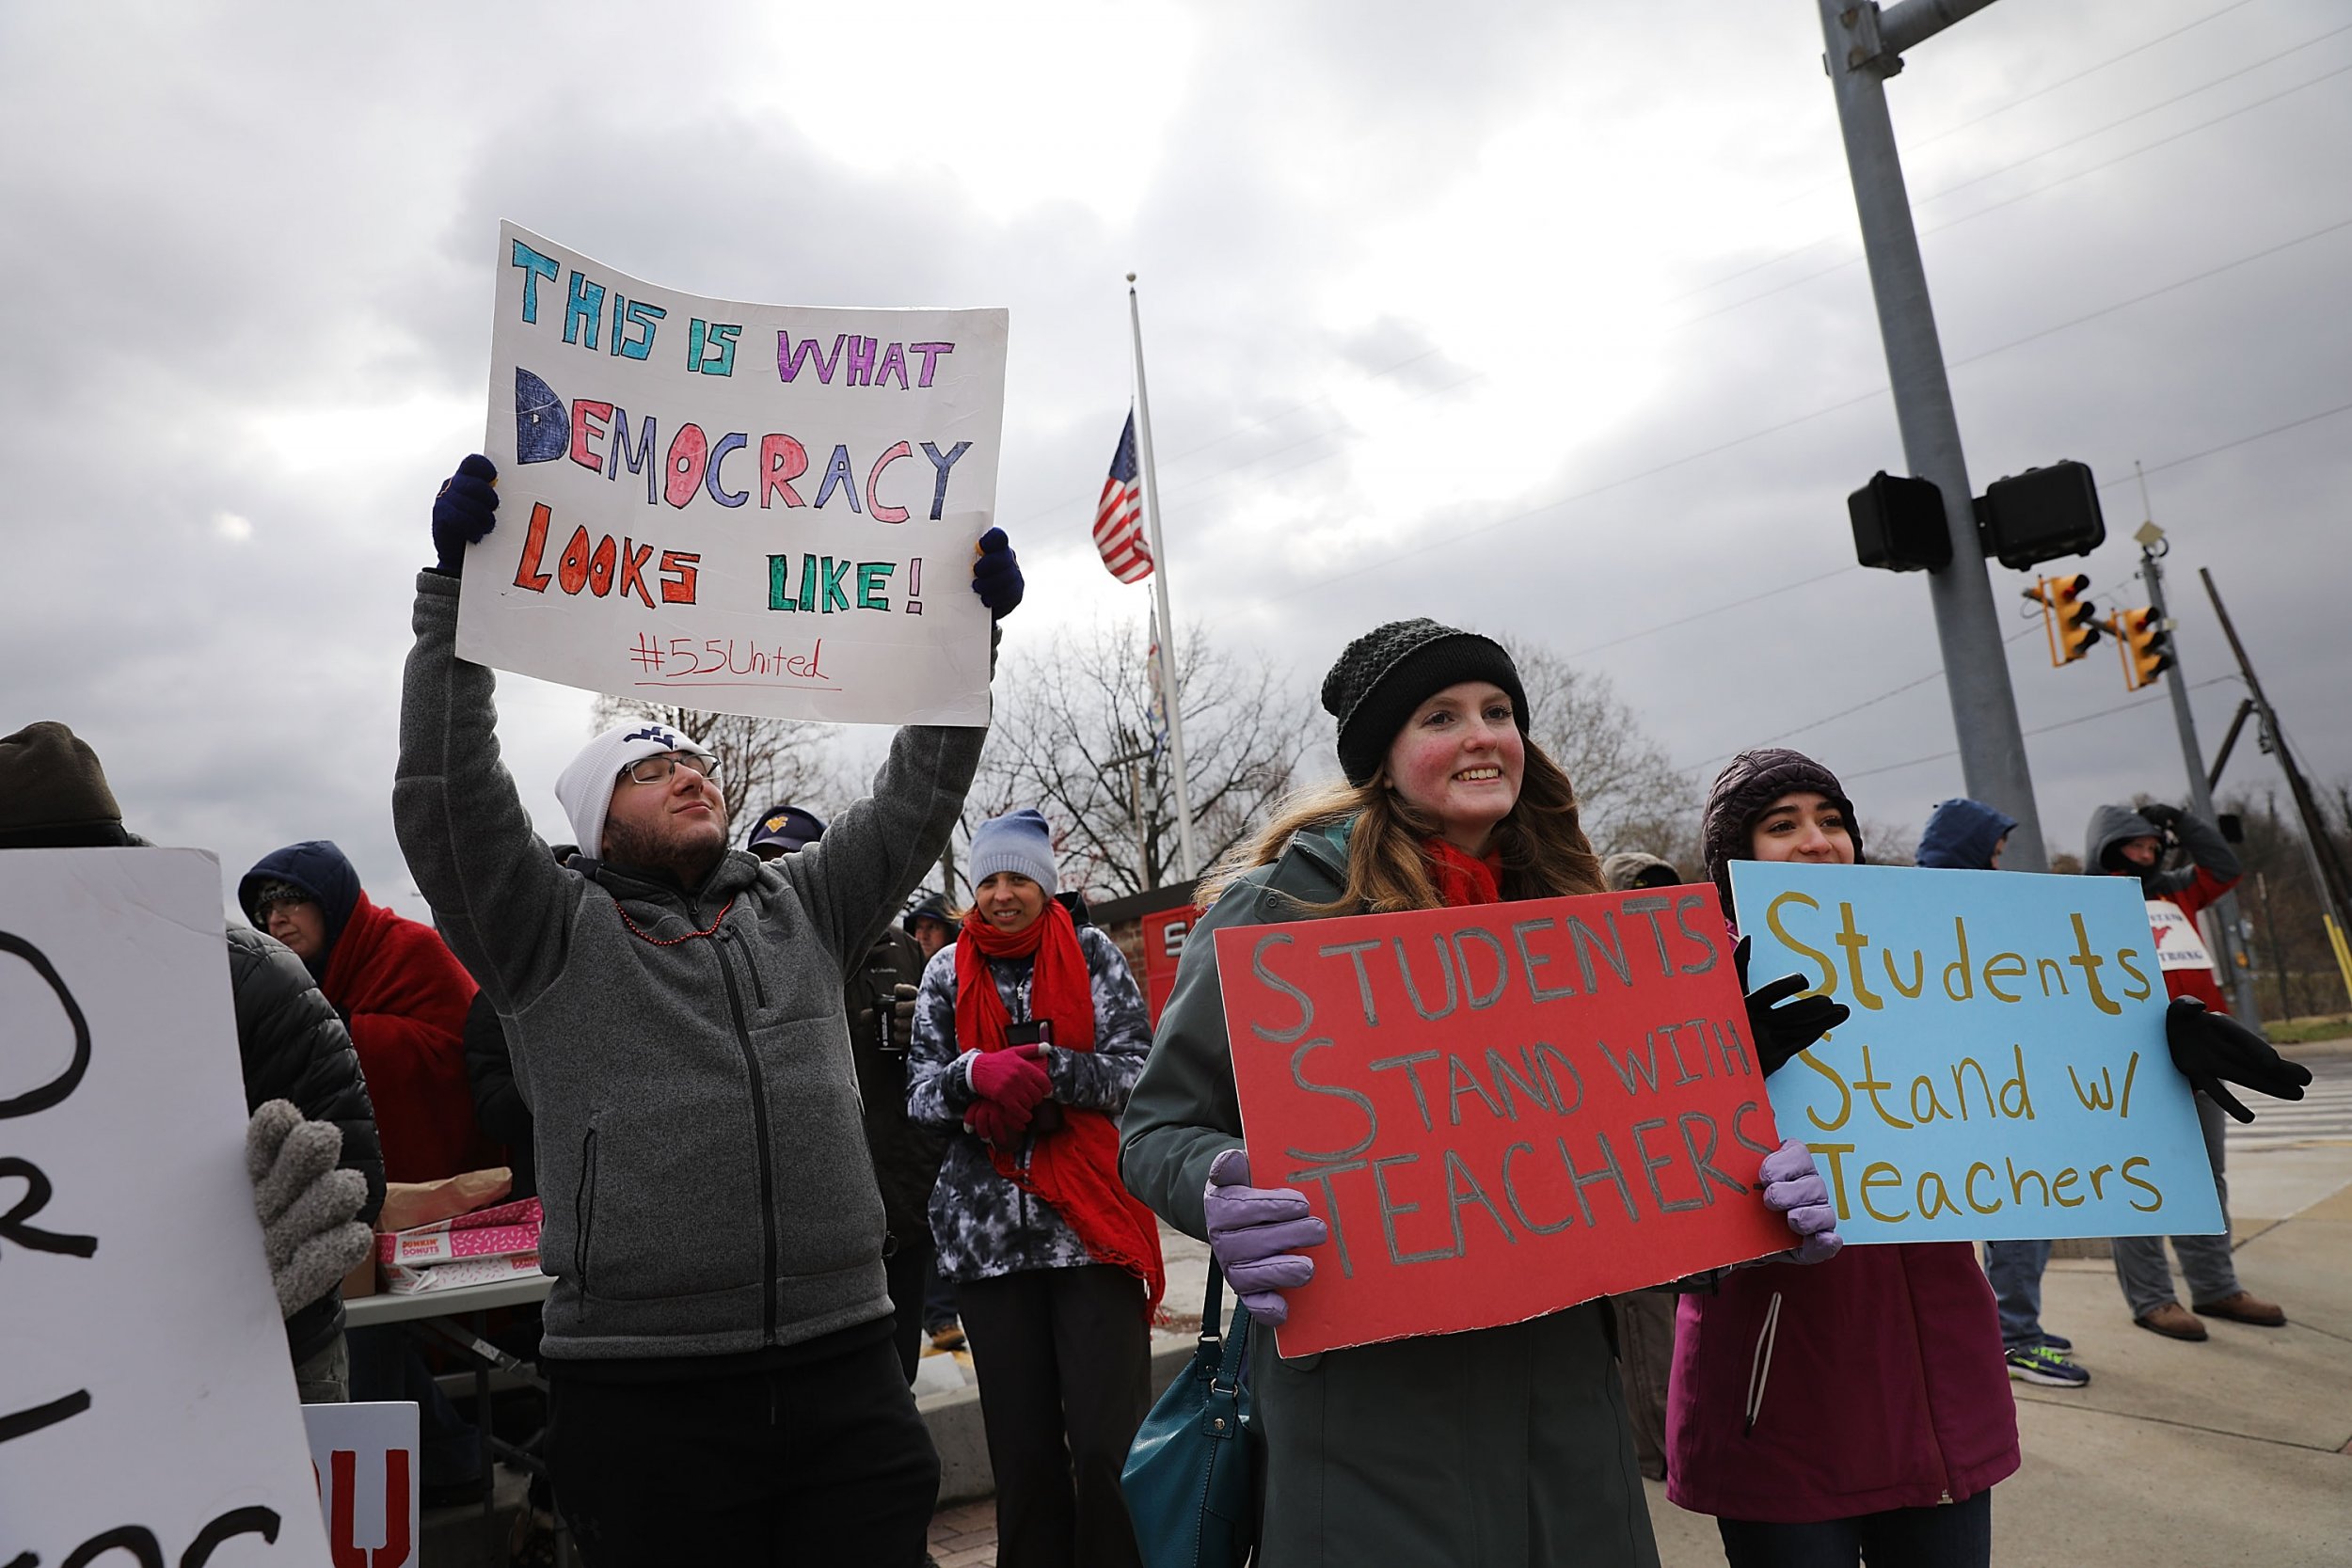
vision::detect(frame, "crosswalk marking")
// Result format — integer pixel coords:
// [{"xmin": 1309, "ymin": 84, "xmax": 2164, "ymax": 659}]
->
[{"xmin": 2227, "ymin": 1055, "xmax": 2352, "ymax": 1151}]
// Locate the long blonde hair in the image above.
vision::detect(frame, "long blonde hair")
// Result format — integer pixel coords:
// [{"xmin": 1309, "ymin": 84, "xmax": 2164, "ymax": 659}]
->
[{"xmin": 1199, "ymin": 740, "xmax": 1605, "ymax": 914}]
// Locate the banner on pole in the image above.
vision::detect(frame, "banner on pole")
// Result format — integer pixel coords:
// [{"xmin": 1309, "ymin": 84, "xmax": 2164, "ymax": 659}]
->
[
  {"xmin": 1, "ymin": 848, "xmax": 335, "ymax": 1565},
  {"xmin": 1729, "ymin": 861, "xmax": 2224, "ymax": 1243},
  {"xmin": 459, "ymin": 221, "xmax": 1008, "ymax": 724},
  {"xmin": 1215, "ymin": 885, "xmax": 1791, "ymax": 1357}
]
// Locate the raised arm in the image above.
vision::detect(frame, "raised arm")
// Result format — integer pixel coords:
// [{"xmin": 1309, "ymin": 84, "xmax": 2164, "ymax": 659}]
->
[{"xmin": 392, "ymin": 458, "xmax": 577, "ymax": 1010}]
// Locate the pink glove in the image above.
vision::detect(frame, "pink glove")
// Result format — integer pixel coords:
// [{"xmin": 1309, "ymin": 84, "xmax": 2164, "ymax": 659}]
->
[
  {"xmin": 965, "ymin": 1098, "xmax": 1031, "ymax": 1147},
  {"xmin": 1202, "ymin": 1148, "xmax": 1328, "ymax": 1325},
  {"xmin": 968, "ymin": 1045, "xmax": 1050, "ymax": 1114},
  {"xmin": 1759, "ymin": 1138, "xmax": 1841, "ymax": 1265}
]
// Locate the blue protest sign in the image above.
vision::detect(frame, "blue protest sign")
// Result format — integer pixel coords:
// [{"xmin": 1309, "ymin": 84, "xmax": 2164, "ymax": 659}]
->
[{"xmin": 1727, "ymin": 861, "xmax": 2223, "ymax": 1243}]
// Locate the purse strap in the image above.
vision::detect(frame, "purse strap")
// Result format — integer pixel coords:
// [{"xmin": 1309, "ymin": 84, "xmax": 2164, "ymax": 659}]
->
[{"xmin": 1199, "ymin": 1258, "xmax": 1228, "ymax": 1349}]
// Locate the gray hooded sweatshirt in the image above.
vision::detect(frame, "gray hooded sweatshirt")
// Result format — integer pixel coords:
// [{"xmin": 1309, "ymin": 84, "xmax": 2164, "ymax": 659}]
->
[{"xmin": 394, "ymin": 571, "xmax": 982, "ymax": 1361}]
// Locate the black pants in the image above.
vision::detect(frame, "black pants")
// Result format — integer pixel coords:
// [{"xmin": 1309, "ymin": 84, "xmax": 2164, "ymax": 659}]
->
[
  {"xmin": 1718, "ymin": 1490, "xmax": 1993, "ymax": 1568},
  {"xmin": 546, "ymin": 1333, "xmax": 940, "ymax": 1568},
  {"xmin": 958, "ymin": 1264, "xmax": 1152, "ymax": 1568},
  {"xmin": 884, "ymin": 1237, "xmax": 934, "ymax": 1383}
]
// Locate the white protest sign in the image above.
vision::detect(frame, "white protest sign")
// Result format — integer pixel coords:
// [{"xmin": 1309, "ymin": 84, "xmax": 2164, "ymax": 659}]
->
[
  {"xmin": 304, "ymin": 1402, "xmax": 420, "ymax": 1568},
  {"xmin": 458, "ymin": 221, "xmax": 1008, "ymax": 725},
  {"xmin": 0, "ymin": 848, "xmax": 333, "ymax": 1565}
]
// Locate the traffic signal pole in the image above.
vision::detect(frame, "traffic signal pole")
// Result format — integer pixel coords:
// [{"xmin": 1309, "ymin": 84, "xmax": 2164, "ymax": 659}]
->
[
  {"xmin": 2137, "ymin": 531, "xmax": 2262, "ymax": 1022},
  {"xmin": 1819, "ymin": 0, "xmax": 2050, "ymax": 872}
]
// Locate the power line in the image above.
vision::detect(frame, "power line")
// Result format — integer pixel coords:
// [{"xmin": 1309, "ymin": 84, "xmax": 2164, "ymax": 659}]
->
[
  {"xmin": 1841, "ymin": 675, "xmax": 2237, "ymax": 783},
  {"xmin": 2099, "ymin": 397, "xmax": 2352, "ymax": 486},
  {"xmin": 1563, "ymin": 566, "xmax": 1857, "ymax": 660},
  {"xmin": 1675, "ymin": 51, "xmax": 2352, "ymax": 330}
]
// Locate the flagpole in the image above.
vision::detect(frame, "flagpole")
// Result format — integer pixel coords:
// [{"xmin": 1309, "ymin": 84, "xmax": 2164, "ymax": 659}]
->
[{"xmin": 1127, "ymin": 274, "xmax": 1200, "ymax": 881}]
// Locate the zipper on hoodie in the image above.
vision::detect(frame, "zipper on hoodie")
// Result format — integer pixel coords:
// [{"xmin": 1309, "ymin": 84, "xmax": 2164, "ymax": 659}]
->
[
  {"xmin": 713, "ymin": 927, "xmax": 782, "ymax": 1344},
  {"xmin": 1743, "ymin": 1290, "xmax": 1783, "ymax": 1435},
  {"xmin": 574, "ymin": 1126, "xmax": 600, "ymax": 1299}
]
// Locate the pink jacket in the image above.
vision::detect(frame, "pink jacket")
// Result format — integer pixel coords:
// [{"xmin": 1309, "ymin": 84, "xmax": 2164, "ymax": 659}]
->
[{"xmin": 1666, "ymin": 1242, "xmax": 2019, "ymax": 1522}]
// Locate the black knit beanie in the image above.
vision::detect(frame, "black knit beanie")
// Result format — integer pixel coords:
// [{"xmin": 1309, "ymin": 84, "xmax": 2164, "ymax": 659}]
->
[
  {"xmin": 1700, "ymin": 747, "xmax": 1865, "ymax": 912},
  {"xmin": 0, "ymin": 721, "xmax": 133, "ymax": 848},
  {"xmin": 1321, "ymin": 619, "xmax": 1530, "ymax": 786}
]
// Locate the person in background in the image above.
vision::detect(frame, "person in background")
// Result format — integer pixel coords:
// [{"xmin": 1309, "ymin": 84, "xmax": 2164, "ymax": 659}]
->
[
  {"xmin": 2085, "ymin": 801, "xmax": 2292, "ymax": 1339},
  {"xmin": 1671, "ymin": 749, "xmax": 2017, "ymax": 1567},
  {"xmin": 238, "ymin": 840, "xmax": 496, "ymax": 1184},
  {"xmin": 748, "ymin": 804, "xmax": 948, "ymax": 1385},
  {"xmin": 0, "ymin": 721, "xmax": 381, "ymax": 1402},
  {"xmin": 1122, "ymin": 624, "xmax": 1846, "ymax": 1568},
  {"xmin": 1600, "ymin": 847, "xmax": 1692, "ymax": 1481},
  {"xmin": 904, "ymin": 893, "xmax": 956, "ymax": 963},
  {"xmin": 398, "ymin": 452, "xmax": 1022, "ymax": 1565},
  {"xmin": 1916, "ymin": 797, "xmax": 2089, "ymax": 1390},
  {"xmin": 907, "ymin": 808, "xmax": 1159, "ymax": 1568}
]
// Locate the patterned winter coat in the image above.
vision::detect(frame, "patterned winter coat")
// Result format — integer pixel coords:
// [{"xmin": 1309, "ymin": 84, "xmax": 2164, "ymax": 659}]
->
[{"xmin": 905, "ymin": 924, "xmax": 1152, "ymax": 1282}]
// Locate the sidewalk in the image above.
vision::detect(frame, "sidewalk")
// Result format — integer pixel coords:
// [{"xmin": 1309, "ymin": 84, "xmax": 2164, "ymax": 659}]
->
[{"xmin": 930, "ymin": 1051, "xmax": 2352, "ymax": 1565}]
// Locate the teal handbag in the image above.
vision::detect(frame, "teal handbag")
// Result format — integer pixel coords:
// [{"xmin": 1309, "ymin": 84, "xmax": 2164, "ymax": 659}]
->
[{"xmin": 1121, "ymin": 1260, "xmax": 1258, "ymax": 1568}]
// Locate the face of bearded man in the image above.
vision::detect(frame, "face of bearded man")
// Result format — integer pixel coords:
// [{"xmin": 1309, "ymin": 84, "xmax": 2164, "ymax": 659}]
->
[{"xmin": 601, "ymin": 753, "xmax": 729, "ymax": 887}]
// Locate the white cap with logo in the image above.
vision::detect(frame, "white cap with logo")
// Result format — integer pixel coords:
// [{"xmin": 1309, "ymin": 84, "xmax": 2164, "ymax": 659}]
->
[{"xmin": 556, "ymin": 720, "xmax": 710, "ymax": 859}]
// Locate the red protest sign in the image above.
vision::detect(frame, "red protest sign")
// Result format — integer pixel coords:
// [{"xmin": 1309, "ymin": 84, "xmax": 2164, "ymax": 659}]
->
[{"xmin": 1216, "ymin": 883, "xmax": 1791, "ymax": 1356}]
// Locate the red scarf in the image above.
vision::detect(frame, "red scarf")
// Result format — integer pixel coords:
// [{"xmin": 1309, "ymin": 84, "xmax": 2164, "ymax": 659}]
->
[
  {"xmin": 1423, "ymin": 837, "xmax": 1504, "ymax": 908},
  {"xmin": 954, "ymin": 901, "xmax": 1166, "ymax": 1314}
]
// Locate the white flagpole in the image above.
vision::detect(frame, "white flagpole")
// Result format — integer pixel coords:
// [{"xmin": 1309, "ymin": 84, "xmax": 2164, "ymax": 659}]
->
[{"xmin": 1127, "ymin": 274, "xmax": 1200, "ymax": 881}]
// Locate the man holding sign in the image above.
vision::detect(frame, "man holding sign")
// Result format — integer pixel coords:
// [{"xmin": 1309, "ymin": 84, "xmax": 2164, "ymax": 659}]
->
[{"xmin": 398, "ymin": 436, "xmax": 1018, "ymax": 1566}]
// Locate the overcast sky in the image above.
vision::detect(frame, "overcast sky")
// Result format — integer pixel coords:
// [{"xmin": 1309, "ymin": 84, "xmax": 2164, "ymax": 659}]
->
[{"xmin": 6, "ymin": 0, "xmax": 2347, "ymax": 914}]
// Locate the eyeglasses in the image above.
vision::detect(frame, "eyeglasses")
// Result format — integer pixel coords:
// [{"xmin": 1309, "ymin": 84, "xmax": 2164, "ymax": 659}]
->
[{"xmin": 619, "ymin": 752, "xmax": 720, "ymax": 786}]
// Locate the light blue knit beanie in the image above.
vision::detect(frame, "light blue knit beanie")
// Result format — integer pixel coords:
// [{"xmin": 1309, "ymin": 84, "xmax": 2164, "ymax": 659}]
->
[{"xmin": 968, "ymin": 808, "xmax": 1057, "ymax": 895}]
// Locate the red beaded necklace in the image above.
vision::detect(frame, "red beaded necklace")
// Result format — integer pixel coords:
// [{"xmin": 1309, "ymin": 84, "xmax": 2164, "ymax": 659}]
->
[{"xmin": 616, "ymin": 896, "xmax": 736, "ymax": 946}]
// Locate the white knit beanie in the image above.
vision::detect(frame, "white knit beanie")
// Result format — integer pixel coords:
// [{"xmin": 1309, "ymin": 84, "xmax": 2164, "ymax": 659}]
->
[{"xmin": 556, "ymin": 719, "xmax": 712, "ymax": 859}]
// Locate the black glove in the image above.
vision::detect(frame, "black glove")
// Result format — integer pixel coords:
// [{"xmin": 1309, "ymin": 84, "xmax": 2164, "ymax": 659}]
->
[
  {"xmin": 1736, "ymin": 935, "xmax": 1851, "ymax": 1077},
  {"xmin": 971, "ymin": 527, "xmax": 1024, "ymax": 618},
  {"xmin": 2137, "ymin": 801, "xmax": 2183, "ymax": 839},
  {"xmin": 431, "ymin": 454, "xmax": 501, "ymax": 575},
  {"xmin": 2166, "ymin": 996, "xmax": 2312, "ymax": 1123},
  {"xmin": 854, "ymin": 982, "xmax": 921, "ymax": 1054}
]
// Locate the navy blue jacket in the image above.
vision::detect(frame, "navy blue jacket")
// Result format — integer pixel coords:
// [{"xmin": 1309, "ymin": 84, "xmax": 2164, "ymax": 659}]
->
[{"xmin": 1915, "ymin": 799, "xmax": 2017, "ymax": 872}]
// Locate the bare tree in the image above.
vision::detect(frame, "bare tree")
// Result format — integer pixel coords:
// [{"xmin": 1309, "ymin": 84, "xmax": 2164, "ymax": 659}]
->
[
  {"xmin": 1497, "ymin": 637, "xmax": 1704, "ymax": 868},
  {"xmin": 587, "ymin": 696, "xmax": 850, "ymax": 835},
  {"xmin": 967, "ymin": 618, "xmax": 1310, "ymax": 898}
]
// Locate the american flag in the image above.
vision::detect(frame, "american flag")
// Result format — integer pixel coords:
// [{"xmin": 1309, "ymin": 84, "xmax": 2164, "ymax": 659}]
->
[{"xmin": 1092, "ymin": 411, "xmax": 1153, "ymax": 583}]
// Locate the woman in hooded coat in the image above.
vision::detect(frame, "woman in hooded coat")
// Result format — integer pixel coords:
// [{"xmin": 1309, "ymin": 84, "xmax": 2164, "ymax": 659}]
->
[
  {"xmin": 1666, "ymin": 749, "xmax": 2018, "ymax": 1567},
  {"xmin": 1121, "ymin": 625, "xmax": 1844, "ymax": 1568}
]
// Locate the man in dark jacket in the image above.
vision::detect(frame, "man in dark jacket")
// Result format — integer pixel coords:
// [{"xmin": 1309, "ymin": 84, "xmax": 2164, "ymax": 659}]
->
[
  {"xmin": 0, "ymin": 722, "xmax": 383, "ymax": 1401},
  {"xmin": 2087, "ymin": 801, "xmax": 2287, "ymax": 1338},
  {"xmin": 400, "ymin": 454, "xmax": 1020, "ymax": 1565},
  {"xmin": 749, "ymin": 806, "xmax": 948, "ymax": 1383},
  {"xmin": 1918, "ymin": 798, "xmax": 2092, "ymax": 1389}
]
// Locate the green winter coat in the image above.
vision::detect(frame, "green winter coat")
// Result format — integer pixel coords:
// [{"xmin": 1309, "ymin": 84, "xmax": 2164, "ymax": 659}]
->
[{"xmin": 1120, "ymin": 821, "xmax": 1662, "ymax": 1568}]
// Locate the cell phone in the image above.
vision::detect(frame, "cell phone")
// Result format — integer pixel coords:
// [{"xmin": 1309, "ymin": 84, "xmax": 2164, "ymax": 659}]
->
[{"xmin": 1004, "ymin": 1021, "xmax": 1053, "ymax": 1048}]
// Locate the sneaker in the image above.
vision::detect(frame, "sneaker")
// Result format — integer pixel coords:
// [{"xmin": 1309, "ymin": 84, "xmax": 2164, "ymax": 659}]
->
[
  {"xmin": 2038, "ymin": 1331, "xmax": 2073, "ymax": 1352},
  {"xmin": 2194, "ymin": 1290, "xmax": 2286, "ymax": 1326},
  {"xmin": 2006, "ymin": 1344, "xmax": 2090, "ymax": 1387}
]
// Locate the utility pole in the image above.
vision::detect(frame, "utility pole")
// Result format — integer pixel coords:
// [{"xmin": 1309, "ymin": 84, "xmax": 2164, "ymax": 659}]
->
[
  {"xmin": 1819, "ymin": 0, "xmax": 2049, "ymax": 872},
  {"xmin": 2202, "ymin": 568, "xmax": 2352, "ymax": 1008},
  {"xmin": 2131, "ymin": 512, "xmax": 2261, "ymax": 1022}
]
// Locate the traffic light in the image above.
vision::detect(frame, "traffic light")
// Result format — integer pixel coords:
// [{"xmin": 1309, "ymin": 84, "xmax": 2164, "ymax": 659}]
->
[
  {"xmin": 1979, "ymin": 460, "xmax": 2106, "ymax": 570},
  {"xmin": 1849, "ymin": 471, "xmax": 1952, "ymax": 572},
  {"xmin": 2116, "ymin": 606, "xmax": 2174, "ymax": 689},
  {"xmin": 2025, "ymin": 573, "xmax": 2100, "ymax": 666}
]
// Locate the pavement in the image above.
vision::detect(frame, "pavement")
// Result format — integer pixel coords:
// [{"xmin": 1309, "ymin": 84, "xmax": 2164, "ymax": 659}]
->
[{"xmin": 928, "ymin": 1046, "xmax": 2352, "ymax": 1565}]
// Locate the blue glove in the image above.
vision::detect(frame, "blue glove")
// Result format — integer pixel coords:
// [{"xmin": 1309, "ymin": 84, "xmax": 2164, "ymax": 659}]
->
[
  {"xmin": 1202, "ymin": 1147, "xmax": 1327, "ymax": 1325},
  {"xmin": 1759, "ymin": 1137, "xmax": 1841, "ymax": 1265},
  {"xmin": 971, "ymin": 526, "xmax": 1023, "ymax": 618},
  {"xmin": 431, "ymin": 454, "xmax": 500, "ymax": 576}
]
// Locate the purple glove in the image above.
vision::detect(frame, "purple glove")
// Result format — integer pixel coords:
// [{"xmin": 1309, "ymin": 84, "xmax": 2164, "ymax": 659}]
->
[
  {"xmin": 1203, "ymin": 1148, "xmax": 1328, "ymax": 1325},
  {"xmin": 1759, "ymin": 1137, "xmax": 1841, "ymax": 1265},
  {"xmin": 968, "ymin": 1045, "xmax": 1050, "ymax": 1114}
]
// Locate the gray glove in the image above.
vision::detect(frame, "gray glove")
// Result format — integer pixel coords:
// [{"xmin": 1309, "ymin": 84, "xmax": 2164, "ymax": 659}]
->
[{"xmin": 246, "ymin": 1099, "xmax": 373, "ymax": 1318}]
